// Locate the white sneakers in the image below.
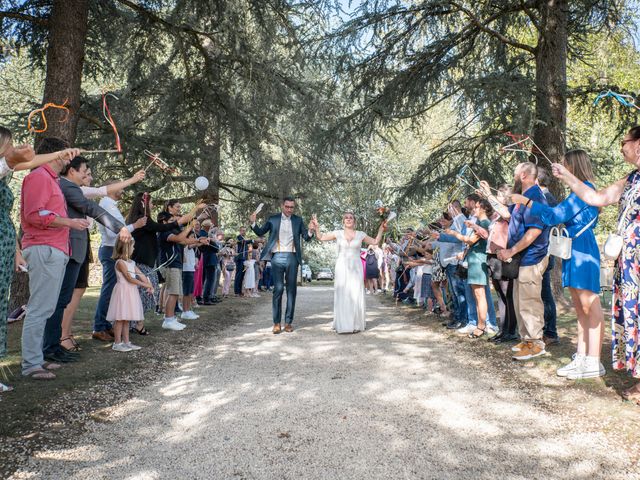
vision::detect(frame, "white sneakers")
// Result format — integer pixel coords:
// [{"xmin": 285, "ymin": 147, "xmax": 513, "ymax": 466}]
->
[
  {"xmin": 557, "ymin": 353, "xmax": 605, "ymax": 379},
  {"xmin": 456, "ymin": 324, "xmax": 476, "ymax": 334},
  {"xmin": 181, "ymin": 310, "xmax": 199, "ymax": 320},
  {"xmin": 162, "ymin": 317, "xmax": 187, "ymax": 331},
  {"xmin": 112, "ymin": 342, "xmax": 142, "ymax": 352},
  {"xmin": 365, "ymin": 290, "xmax": 371, "ymax": 295}
]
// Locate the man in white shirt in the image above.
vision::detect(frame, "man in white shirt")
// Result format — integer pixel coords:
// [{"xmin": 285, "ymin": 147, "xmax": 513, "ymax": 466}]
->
[
  {"xmin": 92, "ymin": 181, "xmax": 146, "ymax": 340},
  {"xmin": 249, "ymin": 197, "xmax": 313, "ymax": 334}
]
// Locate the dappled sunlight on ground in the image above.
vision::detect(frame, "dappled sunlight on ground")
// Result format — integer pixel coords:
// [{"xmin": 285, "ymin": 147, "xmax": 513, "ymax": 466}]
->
[{"xmin": 12, "ymin": 287, "xmax": 632, "ymax": 479}]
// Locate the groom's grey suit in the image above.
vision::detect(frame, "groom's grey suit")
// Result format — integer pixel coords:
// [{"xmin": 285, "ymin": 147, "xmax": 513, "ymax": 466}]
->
[{"xmin": 252, "ymin": 214, "xmax": 313, "ymax": 325}]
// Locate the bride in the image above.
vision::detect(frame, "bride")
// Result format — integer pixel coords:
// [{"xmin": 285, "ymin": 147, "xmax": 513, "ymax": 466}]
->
[{"xmin": 311, "ymin": 212, "xmax": 386, "ymax": 333}]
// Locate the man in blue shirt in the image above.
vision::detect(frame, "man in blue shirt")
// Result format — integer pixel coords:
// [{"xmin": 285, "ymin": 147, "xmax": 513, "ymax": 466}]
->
[
  {"xmin": 498, "ymin": 162, "xmax": 550, "ymax": 361},
  {"xmin": 537, "ymin": 168, "xmax": 559, "ymax": 345}
]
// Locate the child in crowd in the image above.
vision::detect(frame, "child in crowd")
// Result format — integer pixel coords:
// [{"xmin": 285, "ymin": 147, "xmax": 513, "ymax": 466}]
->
[
  {"xmin": 243, "ymin": 244, "xmax": 257, "ymax": 297},
  {"xmin": 181, "ymin": 234, "xmax": 199, "ymax": 320},
  {"xmin": 107, "ymin": 238, "xmax": 153, "ymax": 352},
  {"xmin": 420, "ymin": 248, "xmax": 435, "ymax": 313},
  {"xmin": 221, "ymin": 240, "xmax": 235, "ymax": 297}
]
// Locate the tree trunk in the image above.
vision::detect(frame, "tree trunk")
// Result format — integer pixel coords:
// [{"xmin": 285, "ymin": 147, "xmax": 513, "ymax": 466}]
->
[
  {"xmin": 36, "ymin": 0, "xmax": 89, "ymax": 145},
  {"xmin": 9, "ymin": 0, "xmax": 89, "ymax": 312},
  {"xmin": 532, "ymin": 0, "xmax": 568, "ymax": 299},
  {"xmin": 202, "ymin": 123, "xmax": 221, "ymax": 226}
]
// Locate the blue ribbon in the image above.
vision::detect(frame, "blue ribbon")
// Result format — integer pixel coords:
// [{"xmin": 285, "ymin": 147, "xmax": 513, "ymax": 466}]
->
[{"xmin": 593, "ymin": 90, "xmax": 638, "ymax": 109}]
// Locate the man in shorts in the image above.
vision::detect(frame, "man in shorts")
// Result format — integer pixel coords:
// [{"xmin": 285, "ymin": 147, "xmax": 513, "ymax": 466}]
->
[{"xmin": 157, "ymin": 211, "xmax": 207, "ymax": 331}]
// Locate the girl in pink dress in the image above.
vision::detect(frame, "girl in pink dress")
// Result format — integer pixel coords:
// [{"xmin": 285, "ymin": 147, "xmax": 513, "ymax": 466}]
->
[{"xmin": 107, "ymin": 238, "xmax": 153, "ymax": 352}]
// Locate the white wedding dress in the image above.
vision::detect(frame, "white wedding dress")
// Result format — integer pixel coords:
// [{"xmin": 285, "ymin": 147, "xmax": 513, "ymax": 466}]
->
[{"xmin": 332, "ymin": 230, "xmax": 366, "ymax": 333}]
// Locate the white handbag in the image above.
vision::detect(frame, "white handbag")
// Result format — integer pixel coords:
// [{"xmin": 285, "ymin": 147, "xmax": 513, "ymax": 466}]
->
[
  {"xmin": 548, "ymin": 216, "xmax": 597, "ymax": 260},
  {"xmin": 604, "ymin": 181, "xmax": 640, "ymax": 260},
  {"xmin": 548, "ymin": 227, "xmax": 572, "ymax": 260}
]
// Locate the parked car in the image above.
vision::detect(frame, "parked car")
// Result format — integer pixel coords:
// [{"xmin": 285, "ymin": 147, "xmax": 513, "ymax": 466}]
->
[
  {"xmin": 316, "ymin": 268, "xmax": 334, "ymax": 281},
  {"xmin": 301, "ymin": 264, "xmax": 312, "ymax": 282}
]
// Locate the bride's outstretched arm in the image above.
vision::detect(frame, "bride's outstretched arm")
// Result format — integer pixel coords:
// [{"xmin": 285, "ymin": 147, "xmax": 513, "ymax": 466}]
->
[
  {"xmin": 310, "ymin": 214, "xmax": 336, "ymax": 242},
  {"xmin": 315, "ymin": 228, "xmax": 337, "ymax": 242},
  {"xmin": 363, "ymin": 221, "xmax": 387, "ymax": 246}
]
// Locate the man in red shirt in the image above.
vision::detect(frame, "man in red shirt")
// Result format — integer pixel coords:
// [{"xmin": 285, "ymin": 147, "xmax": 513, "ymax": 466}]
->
[{"xmin": 20, "ymin": 138, "xmax": 89, "ymax": 379}]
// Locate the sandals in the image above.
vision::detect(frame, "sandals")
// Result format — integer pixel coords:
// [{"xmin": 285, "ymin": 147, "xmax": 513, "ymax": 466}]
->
[
  {"xmin": 131, "ymin": 325, "xmax": 150, "ymax": 336},
  {"xmin": 24, "ymin": 368, "xmax": 56, "ymax": 380},
  {"xmin": 42, "ymin": 362, "xmax": 62, "ymax": 370},
  {"xmin": 60, "ymin": 336, "xmax": 81, "ymax": 352},
  {"xmin": 469, "ymin": 328, "xmax": 486, "ymax": 338}
]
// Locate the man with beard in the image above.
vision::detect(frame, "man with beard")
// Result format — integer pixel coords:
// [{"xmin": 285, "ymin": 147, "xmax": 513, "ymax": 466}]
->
[{"xmin": 498, "ymin": 162, "xmax": 550, "ymax": 361}]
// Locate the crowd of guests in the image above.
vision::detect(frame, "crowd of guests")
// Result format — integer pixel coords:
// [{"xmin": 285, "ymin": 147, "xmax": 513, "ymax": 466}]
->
[
  {"xmin": 3, "ymin": 125, "xmax": 640, "ymax": 403},
  {"xmin": 0, "ymin": 129, "xmax": 274, "ymax": 391},
  {"xmin": 381, "ymin": 126, "xmax": 640, "ymax": 402}
]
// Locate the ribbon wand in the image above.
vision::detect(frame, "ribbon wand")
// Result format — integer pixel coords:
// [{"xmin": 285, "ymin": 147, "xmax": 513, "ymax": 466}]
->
[{"xmin": 82, "ymin": 149, "xmax": 121, "ymax": 155}]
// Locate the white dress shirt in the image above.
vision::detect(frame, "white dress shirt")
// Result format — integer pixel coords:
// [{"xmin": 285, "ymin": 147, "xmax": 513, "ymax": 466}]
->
[
  {"xmin": 81, "ymin": 185, "xmax": 108, "ymax": 199},
  {"xmin": 98, "ymin": 196, "xmax": 133, "ymax": 247},
  {"xmin": 274, "ymin": 213, "xmax": 295, "ymax": 253}
]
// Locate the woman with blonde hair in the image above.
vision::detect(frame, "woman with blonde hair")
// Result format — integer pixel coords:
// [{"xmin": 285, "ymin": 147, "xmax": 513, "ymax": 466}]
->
[
  {"xmin": 511, "ymin": 149, "xmax": 602, "ymax": 379},
  {"xmin": 311, "ymin": 212, "xmax": 386, "ymax": 333}
]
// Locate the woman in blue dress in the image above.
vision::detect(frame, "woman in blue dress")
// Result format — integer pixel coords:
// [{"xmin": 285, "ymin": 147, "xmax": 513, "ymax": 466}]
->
[
  {"xmin": 552, "ymin": 127, "xmax": 640, "ymax": 401},
  {"xmin": 511, "ymin": 150, "xmax": 603, "ymax": 380}
]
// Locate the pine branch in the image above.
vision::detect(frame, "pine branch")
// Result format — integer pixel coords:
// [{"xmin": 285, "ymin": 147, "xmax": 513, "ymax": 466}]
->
[
  {"xmin": 114, "ymin": 0, "xmax": 218, "ymax": 39},
  {"xmin": 0, "ymin": 11, "xmax": 49, "ymax": 26},
  {"xmin": 451, "ymin": 2, "xmax": 537, "ymax": 54}
]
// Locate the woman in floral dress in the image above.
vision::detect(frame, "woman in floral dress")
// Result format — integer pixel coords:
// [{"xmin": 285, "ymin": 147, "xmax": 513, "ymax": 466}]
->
[{"xmin": 553, "ymin": 126, "xmax": 640, "ymax": 400}]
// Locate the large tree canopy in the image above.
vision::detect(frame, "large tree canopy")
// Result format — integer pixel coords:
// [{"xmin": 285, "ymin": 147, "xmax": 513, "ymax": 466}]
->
[{"xmin": 1, "ymin": 0, "xmax": 639, "ymax": 228}]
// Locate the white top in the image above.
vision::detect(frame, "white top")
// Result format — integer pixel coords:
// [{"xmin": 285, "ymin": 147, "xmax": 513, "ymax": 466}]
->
[
  {"xmin": 98, "ymin": 196, "xmax": 134, "ymax": 247},
  {"xmin": 81, "ymin": 185, "xmax": 108, "ymax": 199},
  {"xmin": 0, "ymin": 157, "xmax": 13, "ymax": 179},
  {"xmin": 183, "ymin": 247, "xmax": 197, "ymax": 272},
  {"xmin": 273, "ymin": 213, "xmax": 295, "ymax": 254}
]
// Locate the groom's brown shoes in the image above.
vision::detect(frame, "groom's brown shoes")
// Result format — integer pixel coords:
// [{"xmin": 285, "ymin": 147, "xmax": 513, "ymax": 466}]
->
[
  {"xmin": 272, "ymin": 324, "xmax": 282, "ymax": 334},
  {"xmin": 284, "ymin": 324, "xmax": 293, "ymax": 333}
]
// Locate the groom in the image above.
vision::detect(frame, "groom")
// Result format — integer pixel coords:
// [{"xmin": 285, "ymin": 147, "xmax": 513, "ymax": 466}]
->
[{"xmin": 250, "ymin": 197, "xmax": 314, "ymax": 334}]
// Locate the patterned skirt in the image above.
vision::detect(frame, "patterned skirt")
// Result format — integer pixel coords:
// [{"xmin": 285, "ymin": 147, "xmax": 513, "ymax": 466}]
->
[
  {"xmin": 138, "ymin": 263, "xmax": 159, "ymax": 314},
  {"xmin": 612, "ymin": 234, "xmax": 640, "ymax": 377}
]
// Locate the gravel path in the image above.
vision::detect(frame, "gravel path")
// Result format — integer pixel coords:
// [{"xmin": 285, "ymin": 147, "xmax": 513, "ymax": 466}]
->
[{"xmin": 11, "ymin": 287, "xmax": 634, "ymax": 479}]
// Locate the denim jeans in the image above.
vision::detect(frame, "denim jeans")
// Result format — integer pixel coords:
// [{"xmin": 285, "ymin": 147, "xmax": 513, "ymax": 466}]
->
[
  {"xmin": 203, "ymin": 265, "xmax": 218, "ymax": 300},
  {"xmin": 93, "ymin": 246, "xmax": 116, "ymax": 333},
  {"xmin": 445, "ymin": 264, "xmax": 467, "ymax": 324},
  {"xmin": 541, "ymin": 264, "xmax": 558, "ymax": 338},
  {"xmin": 43, "ymin": 258, "xmax": 82, "ymax": 356},
  {"xmin": 262, "ymin": 266, "xmax": 272, "ymax": 289},
  {"xmin": 465, "ymin": 281, "xmax": 497, "ymax": 329}
]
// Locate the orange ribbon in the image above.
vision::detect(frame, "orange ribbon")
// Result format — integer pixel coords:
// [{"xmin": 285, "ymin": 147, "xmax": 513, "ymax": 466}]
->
[
  {"xmin": 27, "ymin": 101, "xmax": 70, "ymax": 133},
  {"xmin": 102, "ymin": 92, "xmax": 122, "ymax": 152}
]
